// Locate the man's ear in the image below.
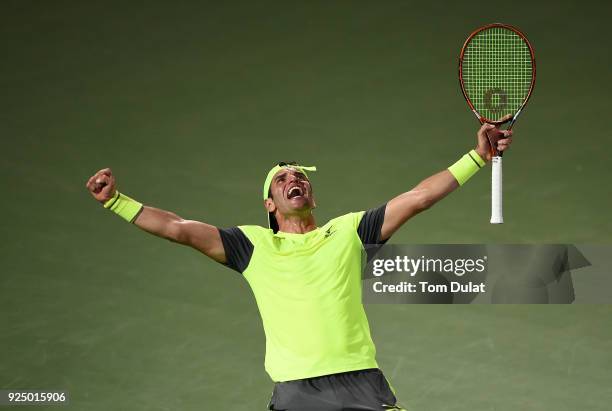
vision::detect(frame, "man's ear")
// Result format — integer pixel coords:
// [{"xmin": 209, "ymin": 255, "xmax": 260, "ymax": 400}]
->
[{"xmin": 264, "ymin": 198, "xmax": 276, "ymax": 213}]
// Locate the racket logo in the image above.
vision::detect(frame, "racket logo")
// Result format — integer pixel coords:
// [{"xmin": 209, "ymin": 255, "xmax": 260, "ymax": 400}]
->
[{"xmin": 483, "ymin": 87, "xmax": 508, "ymax": 116}]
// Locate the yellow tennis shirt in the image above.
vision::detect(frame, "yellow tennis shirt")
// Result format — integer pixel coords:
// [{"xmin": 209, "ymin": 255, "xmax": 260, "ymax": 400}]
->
[{"xmin": 219, "ymin": 206, "xmax": 386, "ymax": 382}]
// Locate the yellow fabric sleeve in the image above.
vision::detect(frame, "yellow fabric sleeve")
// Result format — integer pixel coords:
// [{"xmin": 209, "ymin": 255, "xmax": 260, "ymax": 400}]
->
[
  {"xmin": 103, "ymin": 191, "xmax": 143, "ymax": 223},
  {"xmin": 448, "ymin": 150, "xmax": 485, "ymax": 185}
]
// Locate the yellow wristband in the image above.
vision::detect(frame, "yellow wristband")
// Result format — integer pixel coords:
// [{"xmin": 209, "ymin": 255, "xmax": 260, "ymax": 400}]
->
[
  {"xmin": 104, "ymin": 191, "xmax": 143, "ymax": 223},
  {"xmin": 448, "ymin": 150, "xmax": 485, "ymax": 185}
]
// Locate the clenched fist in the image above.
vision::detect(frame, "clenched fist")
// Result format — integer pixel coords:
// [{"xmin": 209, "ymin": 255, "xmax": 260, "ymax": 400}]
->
[{"xmin": 85, "ymin": 168, "xmax": 117, "ymax": 204}]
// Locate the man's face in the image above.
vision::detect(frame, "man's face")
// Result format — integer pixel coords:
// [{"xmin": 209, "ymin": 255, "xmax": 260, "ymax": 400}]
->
[{"xmin": 266, "ymin": 167, "xmax": 315, "ymax": 216}]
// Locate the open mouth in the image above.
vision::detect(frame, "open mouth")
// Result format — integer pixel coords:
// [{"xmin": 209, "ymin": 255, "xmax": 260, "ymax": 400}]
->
[{"xmin": 287, "ymin": 186, "xmax": 304, "ymax": 199}]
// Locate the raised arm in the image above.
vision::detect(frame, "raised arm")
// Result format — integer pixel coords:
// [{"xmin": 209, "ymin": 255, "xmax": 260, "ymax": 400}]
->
[
  {"xmin": 380, "ymin": 121, "xmax": 513, "ymax": 241},
  {"xmin": 85, "ymin": 168, "xmax": 226, "ymax": 263}
]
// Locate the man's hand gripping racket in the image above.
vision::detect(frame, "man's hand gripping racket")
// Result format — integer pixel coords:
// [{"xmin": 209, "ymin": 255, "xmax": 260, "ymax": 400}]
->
[
  {"xmin": 475, "ymin": 118, "xmax": 513, "ymax": 162},
  {"xmin": 459, "ymin": 23, "xmax": 536, "ymax": 224}
]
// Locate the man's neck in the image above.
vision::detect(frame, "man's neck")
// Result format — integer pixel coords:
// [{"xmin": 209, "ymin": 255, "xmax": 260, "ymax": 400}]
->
[{"xmin": 276, "ymin": 213, "xmax": 317, "ymax": 234}]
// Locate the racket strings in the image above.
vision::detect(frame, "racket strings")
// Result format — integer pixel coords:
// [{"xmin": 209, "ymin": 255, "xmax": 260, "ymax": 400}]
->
[{"xmin": 461, "ymin": 26, "xmax": 533, "ymax": 122}]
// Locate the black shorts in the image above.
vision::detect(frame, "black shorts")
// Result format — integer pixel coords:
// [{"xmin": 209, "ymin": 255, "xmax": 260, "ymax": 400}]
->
[{"xmin": 268, "ymin": 368, "xmax": 405, "ymax": 411}]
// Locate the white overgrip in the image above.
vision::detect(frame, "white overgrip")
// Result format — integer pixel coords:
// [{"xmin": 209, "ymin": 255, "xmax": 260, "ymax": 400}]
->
[{"xmin": 490, "ymin": 156, "xmax": 503, "ymax": 224}]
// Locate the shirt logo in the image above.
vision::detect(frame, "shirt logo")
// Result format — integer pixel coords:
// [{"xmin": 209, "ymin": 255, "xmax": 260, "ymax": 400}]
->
[{"xmin": 324, "ymin": 226, "xmax": 336, "ymax": 238}]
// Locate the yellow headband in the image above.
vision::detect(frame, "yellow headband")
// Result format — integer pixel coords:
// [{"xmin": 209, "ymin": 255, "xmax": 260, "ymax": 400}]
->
[{"xmin": 262, "ymin": 163, "xmax": 317, "ymax": 200}]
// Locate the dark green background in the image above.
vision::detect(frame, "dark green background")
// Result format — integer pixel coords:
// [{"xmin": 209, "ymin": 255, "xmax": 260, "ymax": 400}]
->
[{"xmin": 2, "ymin": 1, "xmax": 611, "ymax": 410}]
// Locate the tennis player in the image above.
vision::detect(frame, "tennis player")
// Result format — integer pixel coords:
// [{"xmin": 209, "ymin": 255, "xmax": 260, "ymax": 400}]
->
[{"xmin": 86, "ymin": 122, "xmax": 512, "ymax": 410}]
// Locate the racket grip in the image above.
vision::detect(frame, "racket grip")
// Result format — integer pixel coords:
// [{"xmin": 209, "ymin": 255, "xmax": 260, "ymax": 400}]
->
[{"xmin": 490, "ymin": 156, "xmax": 503, "ymax": 224}]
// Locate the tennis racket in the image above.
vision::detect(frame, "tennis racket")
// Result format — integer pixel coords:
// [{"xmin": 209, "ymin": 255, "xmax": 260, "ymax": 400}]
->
[{"xmin": 459, "ymin": 23, "xmax": 536, "ymax": 224}]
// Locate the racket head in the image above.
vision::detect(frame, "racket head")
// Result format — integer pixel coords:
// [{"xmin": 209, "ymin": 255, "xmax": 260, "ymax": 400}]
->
[{"xmin": 459, "ymin": 23, "xmax": 536, "ymax": 126}]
